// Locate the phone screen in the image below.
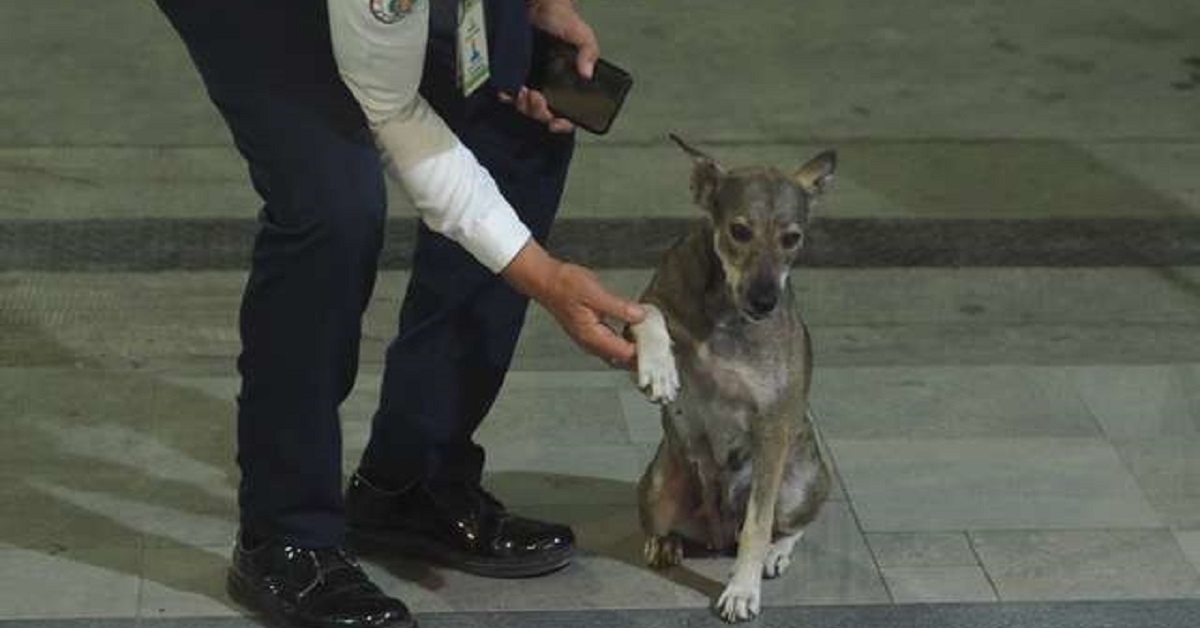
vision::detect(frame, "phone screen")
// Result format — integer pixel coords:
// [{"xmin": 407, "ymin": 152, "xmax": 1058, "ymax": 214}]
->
[{"xmin": 529, "ymin": 32, "xmax": 633, "ymax": 134}]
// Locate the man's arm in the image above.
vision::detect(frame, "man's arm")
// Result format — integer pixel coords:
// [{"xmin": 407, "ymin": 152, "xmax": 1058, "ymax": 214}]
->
[{"xmin": 325, "ymin": 0, "xmax": 643, "ymax": 364}]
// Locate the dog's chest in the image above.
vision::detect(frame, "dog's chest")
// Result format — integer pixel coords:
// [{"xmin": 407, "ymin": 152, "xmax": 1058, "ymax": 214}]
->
[
  {"xmin": 688, "ymin": 329, "xmax": 789, "ymax": 412},
  {"xmin": 668, "ymin": 329, "xmax": 790, "ymax": 461}
]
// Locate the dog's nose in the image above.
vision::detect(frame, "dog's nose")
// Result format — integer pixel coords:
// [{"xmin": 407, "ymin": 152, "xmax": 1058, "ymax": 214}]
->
[{"xmin": 747, "ymin": 291, "xmax": 778, "ymax": 316}]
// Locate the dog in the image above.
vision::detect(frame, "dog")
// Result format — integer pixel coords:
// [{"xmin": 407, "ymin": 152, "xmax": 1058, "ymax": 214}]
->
[{"xmin": 628, "ymin": 135, "xmax": 836, "ymax": 622}]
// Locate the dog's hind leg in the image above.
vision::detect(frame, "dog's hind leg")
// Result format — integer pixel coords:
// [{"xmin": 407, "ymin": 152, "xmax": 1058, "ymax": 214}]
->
[
  {"xmin": 763, "ymin": 530, "xmax": 803, "ymax": 579},
  {"xmin": 638, "ymin": 438, "xmax": 694, "ymax": 568}
]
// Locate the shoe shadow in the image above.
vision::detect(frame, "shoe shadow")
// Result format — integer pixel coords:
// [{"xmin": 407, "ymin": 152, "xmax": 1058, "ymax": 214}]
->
[{"xmin": 483, "ymin": 471, "xmax": 724, "ymax": 600}]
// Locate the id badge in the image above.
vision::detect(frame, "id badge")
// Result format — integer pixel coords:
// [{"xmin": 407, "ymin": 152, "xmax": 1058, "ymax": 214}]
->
[{"xmin": 457, "ymin": 0, "xmax": 490, "ymax": 96}]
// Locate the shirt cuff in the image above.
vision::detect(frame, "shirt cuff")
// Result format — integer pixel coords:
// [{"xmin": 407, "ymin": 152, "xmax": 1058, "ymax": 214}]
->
[{"xmin": 459, "ymin": 201, "xmax": 532, "ymax": 273}]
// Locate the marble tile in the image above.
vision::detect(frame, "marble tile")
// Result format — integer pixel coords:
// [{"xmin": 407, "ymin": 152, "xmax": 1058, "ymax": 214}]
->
[
  {"xmin": 1175, "ymin": 530, "xmax": 1200, "ymax": 575},
  {"xmin": 866, "ymin": 532, "xmax": 977, "ymax": 568},
  {"xmin": 362, "ymin": 555, "xmax": 710, "ymax": 612},
  {"xmin": 829, "ymin": 438, "xmax": 1161, "ymax": 531},
  {"xmin": 1111, "ymin": 437, "xmax": 1200, "ymax": 528},
  {"xmin": 0, "ymin": 478, "xmax": 143, "ymax": 550},
  {"xmin": 680, "ymin": 501, "xmax": 890, "ymax": 606},
  {"xmin": 23, "ymin": 475, "xmax": 237, "ymax": 551},
  {"xmin": 0, "ymin": 547, "xmax": 139, "ymax": 619},
  {"xmin": 1069, "ymin": 364, "xmax": 1200, "ymax": 440},
  {"xmin": 619, "ymin": 389, "xmax": 663, "ymax": 445},
  {"xmin": 139, "ymin": 545, "xmax": 239, "ymax": 619},
  {"xmin": 481, "ymin": 471, "xmax": 636, "ymax": 509},
  {"xmin": 971, "ymin": 529, "xmax": 1200, "ymax": 601},
  {"xmin": 504, "ymin": 370, "xmax": 634, "ymax": 390},
  {"xmin": 882, "ymin": 566, "xmax": 997, "ymax": 603},
  {"xmin": 797, "ymin": 268, "xmax": 1200, "ymax": 327},
  {"xmin": 482, "ymin": 443, "xmax": 657, "ymax": 484},
  {"xmin": 812, "ymin": 366, "xmax": 1100, "ymax": 439},
  {"xmin": 476, "ymin": 387, "xmax": 630, "ymax": 447}
]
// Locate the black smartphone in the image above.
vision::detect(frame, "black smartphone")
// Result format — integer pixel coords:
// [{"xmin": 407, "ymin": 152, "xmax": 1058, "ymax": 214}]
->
[{"xmin": 528, "ymin": 30, "xmax": 633, "ymax": 135}]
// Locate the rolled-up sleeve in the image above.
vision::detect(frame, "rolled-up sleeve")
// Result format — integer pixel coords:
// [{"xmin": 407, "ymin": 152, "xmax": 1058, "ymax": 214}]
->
[{"xmin": 327, "ymin": 0, "xmax": 532, "ymax": 272}]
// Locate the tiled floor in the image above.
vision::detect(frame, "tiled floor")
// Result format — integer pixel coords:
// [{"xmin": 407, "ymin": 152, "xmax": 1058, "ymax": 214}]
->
[{"xmin": 3, "ymin": 267, "xmax": 1200, "ymax": 623}]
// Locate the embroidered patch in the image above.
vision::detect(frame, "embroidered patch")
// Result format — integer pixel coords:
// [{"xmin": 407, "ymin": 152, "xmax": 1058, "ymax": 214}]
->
[{"xmin": 370, "ymin": 0, "xmax": 415, "ymax": 24}]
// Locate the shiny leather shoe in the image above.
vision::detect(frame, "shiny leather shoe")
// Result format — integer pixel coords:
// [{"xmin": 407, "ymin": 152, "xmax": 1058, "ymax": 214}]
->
[
  {"xmin": 345, "ymin": 473, "xmax": 575, "ymax": 578},
  {"xmin": 227, "ymin": 535, "xmax": 415, "ymax": 628}
]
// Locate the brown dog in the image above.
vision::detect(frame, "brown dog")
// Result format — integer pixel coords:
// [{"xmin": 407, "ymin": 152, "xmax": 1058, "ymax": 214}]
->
[{"xmin": 629, "ymin": 136, "xmax": 836, "ymax": 622}]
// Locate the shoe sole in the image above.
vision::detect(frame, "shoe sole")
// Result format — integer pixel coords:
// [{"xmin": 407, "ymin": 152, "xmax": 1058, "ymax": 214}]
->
[
  {"xmin": 349, "ymin": 527, "xmax": 574, "ymax": 579},
  {"xmin": 226, "ymin": 567, "xmax": 418, "ymax": 628}
]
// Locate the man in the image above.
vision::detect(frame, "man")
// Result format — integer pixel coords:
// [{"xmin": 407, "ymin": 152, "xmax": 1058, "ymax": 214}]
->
[{"xmin": 154, "ymin": 1, "xmax": 640, "ymax": 627}]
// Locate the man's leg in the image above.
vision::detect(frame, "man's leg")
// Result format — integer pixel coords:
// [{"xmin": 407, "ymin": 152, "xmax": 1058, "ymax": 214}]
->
[
  {"xmin": 348, "ymin": 11, "xmax": 577, "ymax": 577},
  {"xmin": 155, "ymin": 1, "xmax": 411, "ymax": 626}
]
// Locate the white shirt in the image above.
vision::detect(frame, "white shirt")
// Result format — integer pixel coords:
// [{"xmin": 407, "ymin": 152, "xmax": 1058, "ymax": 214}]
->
[{"xmin": 327, "ymin": 0, "xmax": 531, "ymax": 273}]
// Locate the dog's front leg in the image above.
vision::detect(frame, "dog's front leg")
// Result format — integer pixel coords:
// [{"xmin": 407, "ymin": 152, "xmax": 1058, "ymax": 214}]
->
[
  {"xmin": 630, "ymin": 304, "xmax": 680, "ymax": 404},
  {"xmin": 716, "ymin": 421, "xmax": 790, "ymax": 623}
]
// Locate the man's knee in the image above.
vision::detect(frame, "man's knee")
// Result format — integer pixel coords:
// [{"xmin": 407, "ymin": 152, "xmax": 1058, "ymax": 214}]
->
[{"xmin": 252, "ymin": 144, "xmax": 388, "ymax": 260}]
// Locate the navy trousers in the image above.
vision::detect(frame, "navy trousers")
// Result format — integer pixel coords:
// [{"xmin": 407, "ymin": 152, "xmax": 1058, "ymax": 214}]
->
[{"xmin": 156, "ymin": 0, "xmax": 573, "ymax": 547}]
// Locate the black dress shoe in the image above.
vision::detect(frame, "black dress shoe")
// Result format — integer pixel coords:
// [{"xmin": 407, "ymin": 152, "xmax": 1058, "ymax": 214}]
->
[
  {"xmin": 227, "ymin": 535, "xmax": 415, "ymax": 628},
  {"xmin": 345, "ymin": 473, "xmax": 575, "ymax": 578}
]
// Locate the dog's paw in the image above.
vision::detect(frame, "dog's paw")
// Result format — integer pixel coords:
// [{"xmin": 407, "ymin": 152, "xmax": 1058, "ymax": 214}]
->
[
  {"xmin": 762, "ymin": 531, "xmax": 803, "ymax": 579},
  {"xmin": 637, "ymin": 348, "xmax": 680, "ymax": 404},
  {"xmin": 632, "ymin": 304, "xmax": 680, "ymax": 404},
  {"xmin": 762, "ymin": 545, "xmax": 793, "ymax": 579},
  {"xmin": 644, "ymin": 535, "xmax": 684, "ymax": 569},
  {"xmin": 715, "ymin": 581, "xmax": 761, "ymax": 623}
]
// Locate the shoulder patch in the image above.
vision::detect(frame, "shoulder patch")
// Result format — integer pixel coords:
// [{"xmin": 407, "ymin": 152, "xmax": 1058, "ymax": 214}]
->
[{"xmin": 369, "ymin": 0, "xmax": 415, "ymax": 24}]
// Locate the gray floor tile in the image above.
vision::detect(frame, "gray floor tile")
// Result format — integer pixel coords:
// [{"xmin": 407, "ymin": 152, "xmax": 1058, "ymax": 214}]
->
[
  {"xmin": 810, "ymin": 323, "xmax": 1200, "ymax": 368},
  {"xmin": 866, "ymin": 532, "xmax": 977, "ymax": 568},
  {"xmin": 0, "ymin": 548, "xmax": 139, "ymax": 619},
  {"xmin": 680, "ymin": 501, "xmax": 890, "ymax": 606},
  {"xmin": 881, "ymin": 566, "xmax": 997, "ymax": 603},
  {"xmin": 139, "ymin": 546, "xmax": 238, "ymax": 619},
  {"xmin": 503, "ymin": 371, "xmax": 634, "ymax": 389},
  {"xmin": 1176, "ymin": 530, "xmax": 1200, "ymax": 574},
  {"xmin": 619, "ymin": 390, "xmax": 663, "ymax": 445},
  {"xmin": 366, "ymin": 553, "xmax": 712, "ymax": 612},
  {"xmin": 482, "ymin": 443, "xmax": 657, "ymax": 484},
  {"xmin": 829, "ymin": 438, "xmax": 1161, "ymax": 531},
  {"xmin": 1111, "ymin": 437, "xmax": 1200, "ymax": 528},
  {"xmin": 971, "ymin": 529, "xmax": 1200, "ymax": 601},
  {"xmin": 14, "ymin": 602, "xmax": 1200, "ymax": 628},
  {"xmin": 28, "ymin": 477, "xmax": 236, "ymax": 551},
  {"xmin": 812, "ymin": 366, "xmax": 1100, "ymax": 439},
  {"xmin": 798, "ymin": 268, "xmax": 1200, "ymax": 327},
  {"xmin": 476, "ymin": 387, "xmax": 630, "ymax": 447},
  {"xmin": 0, "ymin": 478, "xmax": 145, "ymax": 551},
  {"xmin": 1069, "ymin": 364, "xmax": 1200, "ymax": 440}
]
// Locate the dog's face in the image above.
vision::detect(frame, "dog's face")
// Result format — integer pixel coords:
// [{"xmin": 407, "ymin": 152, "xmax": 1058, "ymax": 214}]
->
[{"xmin": 671, "ymin": 135, "xmax": 836, "ymax": 322}]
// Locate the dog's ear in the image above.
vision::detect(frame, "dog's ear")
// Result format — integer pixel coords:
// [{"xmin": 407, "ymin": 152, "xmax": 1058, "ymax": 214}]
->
[
  {"xmin": 669, "ymin": 133, "xmax": 724, "ymax": 211},
  {"xmin": 794, "ymin": 150, "xmax": 837, "ymax": 196}
]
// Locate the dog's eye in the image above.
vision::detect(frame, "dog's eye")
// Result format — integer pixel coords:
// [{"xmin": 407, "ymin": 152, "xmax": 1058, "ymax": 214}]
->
[
  {"xmin": 729, "ymin": 223, "xmax": 753, "ymax": 243},
  {"xmin": 781, "ymin": 232, "xmax": 803, "ymax": 249}
]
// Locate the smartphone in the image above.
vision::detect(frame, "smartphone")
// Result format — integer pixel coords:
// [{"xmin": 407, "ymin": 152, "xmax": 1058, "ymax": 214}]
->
[{"xmin": 528, "ymin": 30, "xmax": 633, "ymax": 135}]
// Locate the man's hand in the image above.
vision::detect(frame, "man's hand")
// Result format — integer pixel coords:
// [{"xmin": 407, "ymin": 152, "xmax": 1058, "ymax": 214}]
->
[
  {"xmin": 499, "ymin": 0, "xmax": 600, "ymax": 133},
  {"xmin": 527, "ymin": 0, "xmax": 599, "ymax": 79},
  {"xmin": 502, "ymin": 239, "xmax": 644, "ymax": 367}
]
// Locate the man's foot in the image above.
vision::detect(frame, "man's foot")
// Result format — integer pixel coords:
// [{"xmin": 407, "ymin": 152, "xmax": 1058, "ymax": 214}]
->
[
  {"xmin": 227, "ymin": 534, "xmax": 415, "ymax": 628},
  {"xmin": 345, "ymin": 473, "xmax": 575, "ymax": 578}
]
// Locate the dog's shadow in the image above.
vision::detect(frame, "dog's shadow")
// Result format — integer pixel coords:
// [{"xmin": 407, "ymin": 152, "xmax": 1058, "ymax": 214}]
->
[{"xmin": 367, "ymin": 471, "xmax": 724, "ymax": 600}]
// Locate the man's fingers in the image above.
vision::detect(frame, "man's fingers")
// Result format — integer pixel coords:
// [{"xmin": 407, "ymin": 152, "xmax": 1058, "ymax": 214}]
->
[
  {"xmin": 525, "ymin": 89, "xmax": 555, "ymax": 122},
  {"xmin": 587, "ymin": 287, "xmax": 645, "ymax": 325},
  {"xmin": 580, "ymin": 324, "xmax": 637, "ymax": 367},
  {"xmin": 575, "ymin": 34, "xmax": 600, "ymax": 79}
]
